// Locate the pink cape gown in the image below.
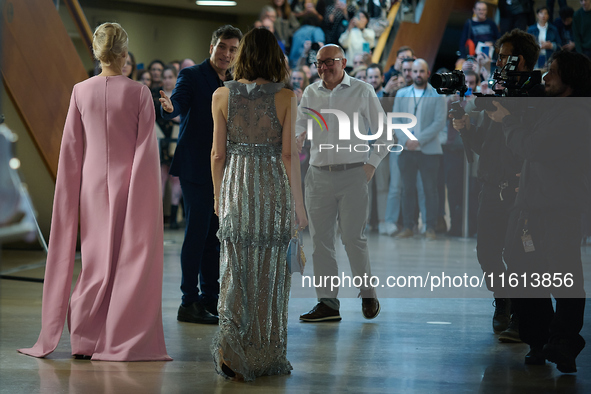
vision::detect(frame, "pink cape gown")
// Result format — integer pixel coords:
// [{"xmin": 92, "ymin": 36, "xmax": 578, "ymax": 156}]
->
[{"xmin": 18, "ymin": 75, "xmax": 172, "ymax": 361}]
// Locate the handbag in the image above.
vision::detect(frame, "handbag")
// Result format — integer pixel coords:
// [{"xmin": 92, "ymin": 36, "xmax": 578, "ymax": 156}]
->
[{"xmin": 286, "ymin": 229, "xmax": 306, "ymax": 275}]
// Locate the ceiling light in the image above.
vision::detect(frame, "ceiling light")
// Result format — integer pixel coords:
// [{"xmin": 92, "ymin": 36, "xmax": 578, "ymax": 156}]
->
[{"xmin": 196, "ymin": 0, "xmax": 237, "ymax": 6}]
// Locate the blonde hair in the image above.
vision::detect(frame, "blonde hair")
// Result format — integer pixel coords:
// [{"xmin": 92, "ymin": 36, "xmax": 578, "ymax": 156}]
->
[{"xmin": 92, "ymin": 22, "xmax": 128, "ymax": 68}]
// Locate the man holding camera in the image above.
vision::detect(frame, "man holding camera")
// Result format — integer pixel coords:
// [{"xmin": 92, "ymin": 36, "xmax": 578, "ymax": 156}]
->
[
  {"xmin": 500, "ymin": 50, "xmax": 591, "ymax": 372},
  {"xmin": 451, "ymin": 29, "xmax": 542, "ymax": 341}
]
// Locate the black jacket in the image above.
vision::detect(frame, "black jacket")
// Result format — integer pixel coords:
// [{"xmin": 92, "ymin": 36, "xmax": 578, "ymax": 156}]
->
[
  {"xmin": 503, "ymin": 98, "xmax": 591, "ymax": 212},
  {"xmin": 463, "ymin": 110, "xmax": 523, "ymax": 189}
]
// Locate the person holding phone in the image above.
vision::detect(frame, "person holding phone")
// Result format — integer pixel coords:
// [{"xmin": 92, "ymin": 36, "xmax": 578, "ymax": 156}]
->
[
  {"xmin": 290, "ymin": 67, "xmax": 309, "ymax": 104},
  {"xmin": 338, "ymin": 11, "xmax": 375, "ymax": 64}
]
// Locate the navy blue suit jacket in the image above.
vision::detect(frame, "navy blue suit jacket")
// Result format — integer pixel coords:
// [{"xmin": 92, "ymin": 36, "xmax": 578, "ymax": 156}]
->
[
  {"xmin": 162, "ymin": 58, "xmax": 223, "ymax": 184},
  {"xmin": 527, "ymin": 24, "xmax": 562, "ymax": 67}
]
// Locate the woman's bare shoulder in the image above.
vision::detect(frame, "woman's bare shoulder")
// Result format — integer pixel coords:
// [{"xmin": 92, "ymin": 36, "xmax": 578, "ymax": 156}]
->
[
  {"xmin": 276, "ymin": 87, "xmax": 296, "ymax": 104},
  {"xmin": 279, "ymin": 87, "xmax": 296, "ymax": 97},
  {"xmin": 212, "ymin": 86, "xmax": 230, "ymax": 102}
]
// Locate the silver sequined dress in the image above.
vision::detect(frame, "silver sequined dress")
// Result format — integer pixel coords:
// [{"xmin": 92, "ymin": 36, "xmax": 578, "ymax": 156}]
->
[{"xmin": 212, "ymin": 81, "xmax": 293, "ymax": 381}]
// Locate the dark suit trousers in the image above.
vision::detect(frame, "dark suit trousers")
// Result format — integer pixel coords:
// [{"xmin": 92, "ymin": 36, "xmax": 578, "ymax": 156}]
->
[
  {"xmin": 476, "ymin": 182, "xmax": 515, "ymax": 296},
  {"xmin": 179, "ymin": 178, "xmax": 220, "ymax": 305},
  {"xmin": 505, "ymin": 210, "xmax": 586, "ymax": 351},
  {"xmin": 500, "ymin": 13, "xmax": 529, "ymax": 35},
  {"xmin": 444, "ymin": 149, "xmax": 464, "ymax": 234}
]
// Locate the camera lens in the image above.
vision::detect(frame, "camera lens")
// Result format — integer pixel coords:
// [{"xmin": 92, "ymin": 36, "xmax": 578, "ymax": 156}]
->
[{"xmin": 431, "ymin": 71, "xmax": 464, "ymax": 91}]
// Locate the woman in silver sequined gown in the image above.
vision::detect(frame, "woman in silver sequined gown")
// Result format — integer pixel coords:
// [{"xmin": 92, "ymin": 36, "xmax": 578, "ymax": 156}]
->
[{"xmin": 210, "ymin": 28, "xmax": 307, "ymax": 382}]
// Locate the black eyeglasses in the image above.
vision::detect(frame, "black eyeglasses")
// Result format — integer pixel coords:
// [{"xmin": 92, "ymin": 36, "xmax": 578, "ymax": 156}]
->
[{"xmin": 314, "ymin": 58, "xmax": 343, "ymax": 68}]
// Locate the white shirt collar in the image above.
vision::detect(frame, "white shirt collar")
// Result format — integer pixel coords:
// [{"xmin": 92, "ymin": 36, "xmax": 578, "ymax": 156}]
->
[{"xmin": 319, "ymin": 72, "xmax": 352, "ymax": 91}]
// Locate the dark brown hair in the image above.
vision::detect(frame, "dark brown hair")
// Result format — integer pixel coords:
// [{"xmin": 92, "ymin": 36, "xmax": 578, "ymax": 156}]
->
[
  {"xmin": 271, "ymin": 0, "xmax": 292, "ymax": 19},
  {"xmin": 496, "ymin": 29, "xmax": 540, "ymax": 71},
  {"xmin": 233, "ymin": 28, "xmax": 289, "ymax": 83},
  {"xmin": 210, "ymin": 25, "xmax": 243, "ymax": 46},
  {"xmin": 396, "ymin": 46, "xmax": 414, "ymax": 57},
  {"xmin": 550, "ymin": 50, "xmax": 591, "ymax": 96}
]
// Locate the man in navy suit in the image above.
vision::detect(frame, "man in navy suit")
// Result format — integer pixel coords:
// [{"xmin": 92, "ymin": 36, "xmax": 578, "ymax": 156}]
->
[{"xmin": 160, "ymin": 25, "xmax": 242, "ymax": 324}]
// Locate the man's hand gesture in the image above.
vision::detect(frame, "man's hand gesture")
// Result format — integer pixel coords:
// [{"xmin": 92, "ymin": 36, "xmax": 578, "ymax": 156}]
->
[{"xmin": 159, "ymin": 90, "xmax": 174, "ymax": 113}]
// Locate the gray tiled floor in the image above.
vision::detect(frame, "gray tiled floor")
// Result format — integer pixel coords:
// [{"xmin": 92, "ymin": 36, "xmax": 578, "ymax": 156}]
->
[{"xmin": 2, "ymin": 230, "xmax": 590, "ymax": 393}]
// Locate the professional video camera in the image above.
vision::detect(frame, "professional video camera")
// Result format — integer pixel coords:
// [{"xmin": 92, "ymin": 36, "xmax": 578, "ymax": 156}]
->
[
  {"xmin": 431, "ymin": 70, "xmax": 469, "ymax": 97},
  {"xmin": 431, "ymin": 56, "xmax": 542, "ymax": 100},
  {"xmin": 431, "ymin": 56, "xmax": 541, "ymax": 163}
]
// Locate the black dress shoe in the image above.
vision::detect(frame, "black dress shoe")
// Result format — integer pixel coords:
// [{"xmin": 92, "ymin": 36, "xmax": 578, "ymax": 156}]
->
[
  {"xmin": 525, "ymin": 346, "xmax": 545, "ymax": 365},
  {"xmin": 299, "ymin": 302, "xmax": 342, "ymax": 322},
  {"xmin": 73, "ymin": 354, "xmax": 92, "ymax": 360},
  {"xmin": 362, "ymin": 298, "xmax": 380, "ymax": 319},
  {"xmin": 202, "ymin": 299, "xmax": 219, "ymax": 317},
  {"xmin": 543, "ymin": 342, "xmax": 578, "ymax": 373},
  {"xmin": 177, "ymin": 302, "xmax": 219, "ymax": 324},
  {"xmin": 492, "ymin": 298, "xmax": 511, "ymax": 333}
]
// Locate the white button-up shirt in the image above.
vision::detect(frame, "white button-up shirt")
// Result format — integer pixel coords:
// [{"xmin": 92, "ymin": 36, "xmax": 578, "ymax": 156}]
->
[{"xmin": 296, "ymin": 72, "xmax": 391, "ymax": 169}]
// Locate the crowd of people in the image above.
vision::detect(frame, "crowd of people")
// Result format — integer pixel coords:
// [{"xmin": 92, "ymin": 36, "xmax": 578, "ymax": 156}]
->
[{"xmin": 17, "ymin": 0, "xmax": 591, "ymax": 383}]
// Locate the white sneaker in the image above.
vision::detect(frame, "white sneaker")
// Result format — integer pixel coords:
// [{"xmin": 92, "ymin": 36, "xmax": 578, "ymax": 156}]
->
[
  {"xmin": 385, "ymin": 222, "xmax": 399, "ymax": 236},
  {"xmin": 379, "ymin": 222, "xmax": 398, "ymax": 235}
]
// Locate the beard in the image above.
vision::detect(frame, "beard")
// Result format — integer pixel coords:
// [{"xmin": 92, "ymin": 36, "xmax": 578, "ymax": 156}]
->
[
  {"xmin": 545, "ymin": 84, "xmax": 567, "ymax": 97},
  {"xmin": 414, "ymin": 77, "xmax": 427, "ymax": 87}
]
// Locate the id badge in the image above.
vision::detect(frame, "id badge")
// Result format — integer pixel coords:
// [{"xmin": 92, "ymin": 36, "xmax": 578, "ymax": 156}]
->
[{"xmin": 521, "ymin": 234, "xmax": 535, "ymax": 253}]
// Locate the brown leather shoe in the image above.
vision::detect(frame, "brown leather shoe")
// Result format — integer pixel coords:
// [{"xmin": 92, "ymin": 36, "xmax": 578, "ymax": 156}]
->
[
  {"xmin": 425, "ymin": 229, "xmax": 436, "ymax": 240},
  {"xmin": 396, "ymin": 228, "xmax": 414, "ymax": 238},
  {"xmin": 498, "ymin": 314, "xmax": 521, "ymax": 343},
  {"xmin": 299, "ymin": 302, "xmax": 342, "ymax": 322},
  {"xmin": 362, "ymin": 298, "xmax": 380, "ymax": 319}
]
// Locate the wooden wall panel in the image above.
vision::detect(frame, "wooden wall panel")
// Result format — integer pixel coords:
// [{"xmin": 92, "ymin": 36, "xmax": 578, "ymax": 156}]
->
[
  {"xmin": 386, "ymin": 0, "xmax": 458, "ymax": 71},
  {"xmin": 1, "ymin": 0, "xmax": 88, "ymax": 180}
]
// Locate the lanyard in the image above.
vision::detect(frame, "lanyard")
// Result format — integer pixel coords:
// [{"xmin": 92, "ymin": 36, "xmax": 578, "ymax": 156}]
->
[{"xmin": 412, "ymin": 87, "xmax": 426, "ymax": 115}]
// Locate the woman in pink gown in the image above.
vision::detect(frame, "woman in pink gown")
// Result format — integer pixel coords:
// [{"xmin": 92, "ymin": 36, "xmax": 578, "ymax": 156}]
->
[{"xmin": 18, "ymin": 22, "xmax": 171, "ymax": 361}]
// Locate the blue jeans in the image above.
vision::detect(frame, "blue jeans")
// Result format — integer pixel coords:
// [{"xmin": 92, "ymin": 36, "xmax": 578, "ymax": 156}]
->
[
  {"xmin": 398, "ymin": 151, "xmax": 439, "ymax": 230},
  {"xmin": 385, "ymin": 152, "xmax": 402, "ymax": 224}
]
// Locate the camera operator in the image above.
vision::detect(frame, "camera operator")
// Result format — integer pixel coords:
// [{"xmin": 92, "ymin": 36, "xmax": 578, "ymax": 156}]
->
[
  {"xmin": 501, "ymin": 50, "xmax": 591, "ymax": 372},
  {"xmin": 450, "ymin": 29, "xmax": 542, "ymax": 341}
]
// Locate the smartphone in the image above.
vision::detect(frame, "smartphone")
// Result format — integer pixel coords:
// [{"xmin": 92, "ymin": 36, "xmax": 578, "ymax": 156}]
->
[
  {"xmin": 481, "ymin": 46, "xmax": 490, "ymax": 57},
  {"xmin": 362, "ymin": 42, "xmax": 370, "ymax": 53},
  {"xmin": 293, "ymin": 81, "xmax": 300, "ymax": 90}
]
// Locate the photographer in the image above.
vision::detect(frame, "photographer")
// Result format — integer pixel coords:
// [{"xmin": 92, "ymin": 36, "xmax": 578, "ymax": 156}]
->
[
  {"xmin": 501, "ymin": 50, "xmax": 591, "ymax": 372},
  {"xmin": 450, "ymin": 29, "xmax": 542, "ymax": 341}
]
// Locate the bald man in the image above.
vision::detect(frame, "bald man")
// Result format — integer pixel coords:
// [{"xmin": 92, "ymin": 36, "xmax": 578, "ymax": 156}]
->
[
  {"xmin": 392, "ymin": 59, "xmax": 446, "ymax": 240},
  {"xmin": 296, "ymin": 44, "xmax": 389, "ymax": 322}
]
